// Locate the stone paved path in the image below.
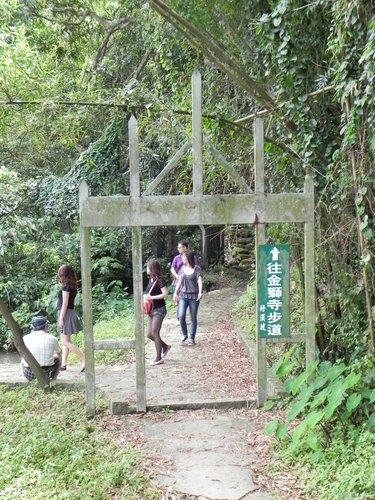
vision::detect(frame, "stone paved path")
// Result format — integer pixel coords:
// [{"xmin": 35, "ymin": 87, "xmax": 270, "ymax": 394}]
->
[{"xmin": 140, "ymin": 412, "xmax": 270, "ymax": 499}]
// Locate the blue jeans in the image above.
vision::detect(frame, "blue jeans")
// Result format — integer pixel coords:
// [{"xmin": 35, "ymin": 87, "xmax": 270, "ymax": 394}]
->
[{"xmin": 178, "ymin": 297, "xmax": 200, "ymax": 340}]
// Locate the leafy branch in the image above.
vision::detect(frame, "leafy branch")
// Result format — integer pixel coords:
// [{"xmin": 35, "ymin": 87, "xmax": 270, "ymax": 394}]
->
[
  {"xmin": 149, "ymin": 0, "xmax": 298, "ymax": 134},
  {"xmin": 50, "ymin": 6, "xmax": 136, "ymax": 70}
]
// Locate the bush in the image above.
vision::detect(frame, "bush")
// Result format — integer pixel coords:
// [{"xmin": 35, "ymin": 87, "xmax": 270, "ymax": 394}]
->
[
  {"xmin": 263, "ymin": 353, "xmax": 375, "ymax": 498},
  {"xmin": 280, "ymin": 425, "xmax": 375, "ymax": 499}
]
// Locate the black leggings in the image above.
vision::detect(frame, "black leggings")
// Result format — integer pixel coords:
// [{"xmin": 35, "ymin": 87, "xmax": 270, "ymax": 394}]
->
[{"xmin": 146, "ymin": 309, "xmax": 167, "ymax": 361}]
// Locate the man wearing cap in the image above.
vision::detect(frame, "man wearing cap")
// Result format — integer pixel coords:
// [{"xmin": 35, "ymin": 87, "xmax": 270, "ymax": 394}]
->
[{"xmin": 21, "ymin": 316, "xmax": 62, "ymax": 381}]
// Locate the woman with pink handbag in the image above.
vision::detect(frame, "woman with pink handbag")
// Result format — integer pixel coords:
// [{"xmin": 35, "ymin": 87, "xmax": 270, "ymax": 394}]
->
[{"xmin": 143, "ymin": 259, "xmax": 170, "ymax": 366}]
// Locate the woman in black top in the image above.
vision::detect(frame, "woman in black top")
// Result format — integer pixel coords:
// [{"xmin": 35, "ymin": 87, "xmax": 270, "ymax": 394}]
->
[
  {"xmin": 57, "ymin": 264, "xmax": 85, "ymax": 372},
  {"xmin": 143, "ymin": 259, "xmax": 170, "ymax": 366}
]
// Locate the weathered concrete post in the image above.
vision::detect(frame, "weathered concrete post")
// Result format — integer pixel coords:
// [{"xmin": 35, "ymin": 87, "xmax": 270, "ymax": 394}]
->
[
  {"xmin": 192, "ymin": 70, "xmax": 203, "ymax": 195},
  {"xmin": 304, "ymin": 174, "xmax": 316, "ymax": 367},
  {"xmin": 79, "ymin": 180, "xmax": 95, "ymax": 416},
  {"xmin": 254, "ymin": 117, "xmax": 267, "ymax": 407},
  {"xmin": 129, "ymin": 114, "xmax": 146, "ymax": 412}
]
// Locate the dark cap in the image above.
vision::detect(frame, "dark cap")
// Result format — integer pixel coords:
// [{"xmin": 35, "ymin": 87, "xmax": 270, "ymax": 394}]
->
[{"xmin": 31, "ymin": 316, "xmax": 48, "ymax": 330}]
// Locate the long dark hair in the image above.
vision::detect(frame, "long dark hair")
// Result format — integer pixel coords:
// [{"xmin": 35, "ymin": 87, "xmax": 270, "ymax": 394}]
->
[
  {"xmin": 58, "ymin": 264, "xmax": 78, "ymax": 290},
  {"xmin": 183, "ymin": 250, "xmax": 196, "ymax": 268},
  {"xmin": 147, "ymin": 259, "xmax": 162, "ymax": 281}
]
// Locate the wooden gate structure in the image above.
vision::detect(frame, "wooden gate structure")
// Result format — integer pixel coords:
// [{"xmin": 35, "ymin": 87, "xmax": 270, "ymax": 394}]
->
[{"xmin": 79, "ymin": 71, "xmax": 315, "ymax": 415}]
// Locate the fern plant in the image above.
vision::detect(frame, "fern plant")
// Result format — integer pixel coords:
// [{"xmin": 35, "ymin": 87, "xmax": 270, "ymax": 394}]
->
[{"xmin": 264, "ymin": 352, "xmax": 375, "ymax": 457}]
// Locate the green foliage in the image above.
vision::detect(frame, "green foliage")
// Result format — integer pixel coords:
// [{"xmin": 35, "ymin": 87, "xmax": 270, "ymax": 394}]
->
[
  {"xmin": 279, "ymin": 425, "xmax": 375, "ymax": 499},
  {"xmin": 264, "ymin": 350, "xmax": 375, "ymax": 497},
  {"xmin": 233, "ymin": 280, "xmax": 257, "ymax": 338},
  {"xmin": 166, "ymin": 0, "xmax": 375, "ymax": 355},
  {"xmin": 160, "ymin": 406, "xmax": 171, "ymax": 414},
  {"xmin": 38, "ymin": 117, "xmax": 127, "ymax": 221},
  {"xmin": 91, "ymin": 308, "xmax": 134, "ymax": 365},
  {"xmin": 265, "ymin": 355, "xmax": 375, "ymax": 452},
  {"xmin": 1, "ymin": 0, "xmax": 374, "ymax": 362},
  {"xmin": 0, "ymin": 385, "xmax": 159, "ymax": 499}
]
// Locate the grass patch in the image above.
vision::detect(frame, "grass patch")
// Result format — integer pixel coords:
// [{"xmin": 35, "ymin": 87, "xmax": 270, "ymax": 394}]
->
[
  {"xmin": 276, "ymin": 425, "xmax": 375, "ymax": 499},
  {"xmin": 233, "ymin": 280, "xmax": 257, "ymax": 338},
  {"xmin": 0, "ymin": 385, "xmax": 159, "ymax": 499},
  {"xmin": 63, "ymin": 312, "xmax": 136, "ymax": 365},
  {"xmin": 92, "ymin": 311, "xmax": 134, "ymax": 365}
]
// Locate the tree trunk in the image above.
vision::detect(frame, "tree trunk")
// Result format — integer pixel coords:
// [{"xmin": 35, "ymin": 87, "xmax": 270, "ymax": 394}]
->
[
  {"xmin": 0, "ymin": 298, "xmax": 50, "ymax": 387},
  {"xmin": 293, "ymin": 239, "xmax": 305, "ymax": 305},
  {"xmin": 315, "ymin": 286, "xmax": 326, "ymax": 355},
  {"xmin": 345, "ymin": 97, "xmax": 375, "ymax": 352},
  {"xmin": 167, "ymin": 227, "xmax": 177, "ymax": 260},
  {"xmin": 152, "ymin": 228, "xmax": 164, "ymax": 257}
]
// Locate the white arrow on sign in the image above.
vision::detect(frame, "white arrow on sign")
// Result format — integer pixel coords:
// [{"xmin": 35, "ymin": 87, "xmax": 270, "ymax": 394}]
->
[{"xmin": 271, "ymin": 247, "xmax": 279, "ymax": 261}]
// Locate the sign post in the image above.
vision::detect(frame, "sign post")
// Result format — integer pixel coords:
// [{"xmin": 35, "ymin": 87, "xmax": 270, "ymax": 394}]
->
[{"xmin": 257, "ymin": 244, "xmax": 290, "ymax": 339}]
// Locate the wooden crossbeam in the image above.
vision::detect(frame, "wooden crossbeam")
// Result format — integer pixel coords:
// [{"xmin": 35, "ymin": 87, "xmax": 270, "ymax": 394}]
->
[
  {"xmin": 93, "ymin": 339, "xmax": 135, "ymax": 350},
  {"xmin": 80, "ymin": 192, "xmax": 313, "ymax": 227},
  {"xmin": 265, "ymin": 335, "xmax": 306, "ymax": 344},
  {"xmin": 203, "ymin": 134, "xmax": 252, "ymax": 194},
  {"xmin": 142, "ymin": 140, "xmax": 191, "ymax": 196}
]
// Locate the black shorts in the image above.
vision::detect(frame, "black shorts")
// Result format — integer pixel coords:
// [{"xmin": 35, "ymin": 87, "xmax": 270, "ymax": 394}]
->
[{"xmin": 149, "ymin": 306, "xmax": 167, "ymax": 319}]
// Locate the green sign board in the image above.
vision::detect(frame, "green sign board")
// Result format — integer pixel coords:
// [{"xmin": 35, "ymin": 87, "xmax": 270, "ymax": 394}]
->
[{"xmin": 257, "ymin": 244, "xmax": 290, "ymax": 338}]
